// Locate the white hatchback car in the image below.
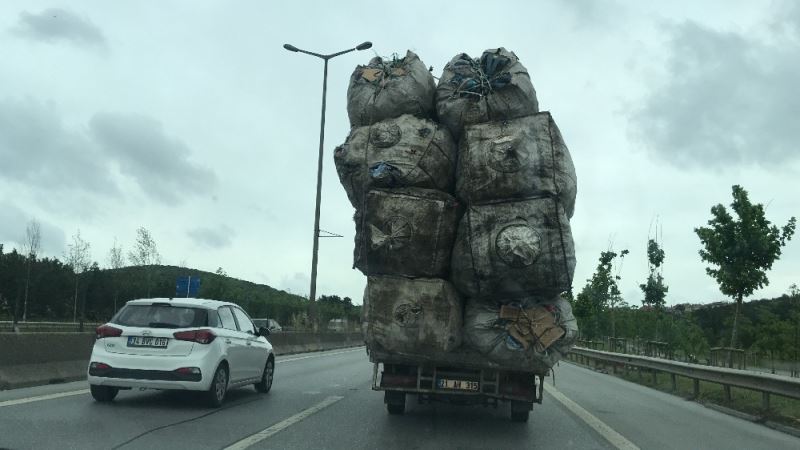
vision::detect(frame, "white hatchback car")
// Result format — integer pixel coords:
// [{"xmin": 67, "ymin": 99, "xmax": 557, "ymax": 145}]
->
[{"xmin": 87, "ymin": 298, "xmax": 274, "ymax": 407}]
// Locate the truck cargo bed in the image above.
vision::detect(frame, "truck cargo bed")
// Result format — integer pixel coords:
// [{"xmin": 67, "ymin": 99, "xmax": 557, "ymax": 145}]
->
[{"xmin": 368, "ymin": 346, "xmax": 550, "ymax": 375}]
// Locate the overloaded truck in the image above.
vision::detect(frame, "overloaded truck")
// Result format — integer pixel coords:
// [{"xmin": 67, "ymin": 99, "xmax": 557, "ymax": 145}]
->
[{"xmin": 335, "ymin": 48, "xmax": 578, "ymax": 422}]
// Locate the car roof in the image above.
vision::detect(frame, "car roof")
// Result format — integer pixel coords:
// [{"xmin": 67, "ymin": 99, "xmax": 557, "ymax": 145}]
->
[{"xmin": 124, "ymin": 298, "xmax": 239, "ymax": 310}]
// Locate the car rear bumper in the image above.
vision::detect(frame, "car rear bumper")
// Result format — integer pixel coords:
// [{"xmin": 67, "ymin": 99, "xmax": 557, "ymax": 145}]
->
[
  {"xmin": 89, "ymin": 366, "xmax": 202, "ymax": 382},
  {"xmin": 87, "ymin": 340, "xmax": 220, "ymax": 391}
]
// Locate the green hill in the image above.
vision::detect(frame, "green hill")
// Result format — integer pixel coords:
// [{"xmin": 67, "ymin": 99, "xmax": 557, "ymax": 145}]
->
[{"xmin": 0, "ymin": 246, "xmax": 359, "ymax": 327}]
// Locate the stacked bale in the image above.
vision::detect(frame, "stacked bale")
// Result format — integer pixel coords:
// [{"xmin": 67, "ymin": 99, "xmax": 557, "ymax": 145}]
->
[
  {"xmin": 337, "ymin": 48, "xmax": 578, "ymax": 371},
  {"xmin": 438, "ymin": 48, "xmax": 578, "ymax": 368},
  {"xmin": 363, "ymin": 276, "xmax": 462, "ymax": 354},
  {"xmin": 463, "ymin": 296, "xmax": 577, "ymax": 373},
  {"xmin": 436, "ymin": 48, "xmax": 538, "ymax": 139},
  {"xmin": 347, "ymin": 51, "xmax": 436, "ymax": 128},
  {"xmin": 338, "ymin": 52, "xmax": 463, "ymax": 356}
]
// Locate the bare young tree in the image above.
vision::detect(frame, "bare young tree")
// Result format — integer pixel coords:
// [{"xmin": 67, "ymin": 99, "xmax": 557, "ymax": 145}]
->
[
  {"xmin": 128, "ymin": 227, "xmax": 161, "ymax": 266},
  {"xmin": 21, "ymin": 219, "xmax": 42, "ymax": 322},
  {"xmin": 65, "ymin": 230, "xmax": 92, "ymax": 322},
  {"xmin": 128, "ymin": 227, "xmax": 162, "ymax": 297},
  {"xmin": 107, "ymin": 238, "xmax": 125, "ymax": 313}
]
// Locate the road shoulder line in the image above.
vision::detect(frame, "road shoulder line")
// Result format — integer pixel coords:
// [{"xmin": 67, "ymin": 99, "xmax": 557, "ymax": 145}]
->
[
  {"xmin": 543, "ymin": 382, "xmax": 639, "ymax": 450},
  {"xmin": 223, "ymin": 396, "xmax": 344, "ymax": 450},
  {"xmin": 0, "ymin": 388, "xmax": 89, "ymax": 408}
]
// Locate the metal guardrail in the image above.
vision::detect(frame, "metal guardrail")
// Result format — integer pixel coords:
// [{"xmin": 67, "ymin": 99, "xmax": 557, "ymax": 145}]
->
[
  {"xmin": 0, "ymin": 321, "xmax": 103, "ymax": 332},
  {"xmin": 568, "ymin": 347, "xmax": 800, "ymax": 408}
]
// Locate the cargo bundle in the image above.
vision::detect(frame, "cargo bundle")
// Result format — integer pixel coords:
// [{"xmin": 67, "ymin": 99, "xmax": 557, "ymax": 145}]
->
[{"xmin": 336, "ymin": 47, "xmax": 578, "ymax": 373}]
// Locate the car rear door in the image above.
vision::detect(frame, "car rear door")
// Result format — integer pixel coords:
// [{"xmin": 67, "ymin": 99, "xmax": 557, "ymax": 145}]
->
[
  {"xmin": 232, "ymin": 306, "xmax": 268, "ymax": 380},
  {"xmin": 216, "ymin": 306, "xmax": 248, "ymax": 382}
]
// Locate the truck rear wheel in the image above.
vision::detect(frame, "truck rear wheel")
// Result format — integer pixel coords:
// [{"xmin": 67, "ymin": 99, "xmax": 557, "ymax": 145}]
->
[
  {"xmin": 510, "ymin": 400, "xmax": 531, "ymax": 423},
  {"xmin": 385, "ymin": 391, "xmax": 405, "ymax": 415}
]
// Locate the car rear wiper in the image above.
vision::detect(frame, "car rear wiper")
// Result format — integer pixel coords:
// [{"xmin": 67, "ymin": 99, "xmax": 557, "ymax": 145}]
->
[{"xmin": 148, "ymin": 322, "xmax": 180, "ymax": 328}]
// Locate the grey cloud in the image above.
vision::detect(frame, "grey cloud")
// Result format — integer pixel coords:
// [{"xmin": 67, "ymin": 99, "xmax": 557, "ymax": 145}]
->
[
  {"xmin": 187, "ymin": 225, "xmax": 234, "ymax": 249},
  {"xmin": 90, "ymin": 113, "xmax": 218, "ymax": 205},
  {"xmin": 771, "ymin": 0, "xmax": 800, "ymax": 37},
  {"xmin": 0, "ymin": 203, "xmax": 66, "ymax": 257},
  {"xmin": 559, "ymin": 0, "xmax": 623, "ymax": 28},
  {"xmin": 629, "ymin": 17, "xmax": 800, "ymax": 168},
  {"xmin": 13, "ymin": 8, "xmax": 107, "ymax": 48},
  {"xmin": 0, "ymin": 97, "xmax": 119, "ymax": 194}
]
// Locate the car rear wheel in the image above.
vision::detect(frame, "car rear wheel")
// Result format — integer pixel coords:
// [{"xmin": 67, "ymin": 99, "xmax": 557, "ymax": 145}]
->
[
  {"xmin": 206, "ymin": 364, "xmax": 228, "ymax": 408},
  {"xmin": 90, "ymin": 385, "xmax": 119, "ymax": 402},
  {"xmin": 255, "ymin": 357, "xmax": 274, "ymax": 393}
]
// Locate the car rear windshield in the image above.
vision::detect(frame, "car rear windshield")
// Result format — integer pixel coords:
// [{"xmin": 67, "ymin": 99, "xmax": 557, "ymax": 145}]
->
[{"xmin": 112, "ymin": 304, "xmax": 210, "ymax": 328}]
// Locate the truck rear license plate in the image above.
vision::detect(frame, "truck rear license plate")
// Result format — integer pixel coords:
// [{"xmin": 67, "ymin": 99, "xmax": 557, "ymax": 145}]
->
[{"xmin": 437, "ymin": 378, "xmax": 479, "ymax": 391}]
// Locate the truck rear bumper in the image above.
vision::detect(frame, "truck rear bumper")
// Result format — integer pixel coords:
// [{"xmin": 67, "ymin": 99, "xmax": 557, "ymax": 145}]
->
[{"xmin": 371, "ymin": 361, "xmax": 544, "ymax": 404}]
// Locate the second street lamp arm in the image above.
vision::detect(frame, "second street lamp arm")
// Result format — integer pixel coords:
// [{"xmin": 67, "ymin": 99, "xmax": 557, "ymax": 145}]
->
[{"xmin": 283, "ymin": 42, "xmax": 372, "ymax": 60}]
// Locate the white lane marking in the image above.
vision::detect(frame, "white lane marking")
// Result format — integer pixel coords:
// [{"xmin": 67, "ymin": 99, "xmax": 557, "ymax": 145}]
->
[
  {"xmin": 543, "ymin": 383, "xmax": 639, "ymax": 450},
  {"xmin": 276, "ymin": 347, "xmax": 364, "ymax": 364},
  {"xmin": 0, "ymin": 389, "xmax": 89, "ymax": 408},
  {"xmin": 224, "ymin": 396, "xmax": 343, "ymax": 450}
]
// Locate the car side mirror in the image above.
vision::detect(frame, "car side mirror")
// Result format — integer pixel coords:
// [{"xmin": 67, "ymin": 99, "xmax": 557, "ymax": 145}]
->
[{"xmin": 258, "ymin": 326, "xmax": 270, "ymax": 337}]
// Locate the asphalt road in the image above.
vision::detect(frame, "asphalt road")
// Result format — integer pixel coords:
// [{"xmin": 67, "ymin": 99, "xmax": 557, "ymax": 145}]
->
[{"xmin": 0, "ymin": 348, "xmax": 798, "ymax": 450}]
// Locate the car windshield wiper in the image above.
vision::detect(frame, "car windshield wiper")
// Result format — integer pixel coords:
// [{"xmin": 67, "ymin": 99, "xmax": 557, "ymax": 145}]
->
[{"xmin": 148, "ymin": 322, "xmax": 181, "ymax": 328}]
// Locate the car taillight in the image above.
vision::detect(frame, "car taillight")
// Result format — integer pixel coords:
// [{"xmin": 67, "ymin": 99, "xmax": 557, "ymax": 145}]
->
[
  {"xmin": 173, "ymin": 329, "xmax": 216, "ymax": 344},
  {"xmin": 89, "ymin": 362, "xmax": 111, "ymax": 370},
  {"xmin": 96, "ymin": 325, "xmax": 122, "ymax": 339}
]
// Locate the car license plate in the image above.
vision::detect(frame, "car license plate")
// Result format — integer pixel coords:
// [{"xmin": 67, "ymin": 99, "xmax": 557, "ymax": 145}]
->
[
  {"xmin": 127, "ymin": 336, "xmax": 169, "ymax": 348},
  {"xmin": 436, "ymin": 378, "xmax": 480, "ymax": 391}
]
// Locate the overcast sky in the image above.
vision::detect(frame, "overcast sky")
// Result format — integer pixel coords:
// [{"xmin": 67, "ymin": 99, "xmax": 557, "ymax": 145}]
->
[{"xmin": 1, "ymin": 0, "xmax": 798, "ymax": 306}]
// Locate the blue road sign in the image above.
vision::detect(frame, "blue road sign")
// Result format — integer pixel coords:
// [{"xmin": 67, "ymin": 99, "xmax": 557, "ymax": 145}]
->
[{"xmin": 176, "ymin": 276, "xmax": 201, "ymax": 297}]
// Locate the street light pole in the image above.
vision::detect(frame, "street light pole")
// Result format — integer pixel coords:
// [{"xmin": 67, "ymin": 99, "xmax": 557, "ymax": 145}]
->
[{"xmin": 283, "ymin": 41, "xmax": 372, "ymax": 331}]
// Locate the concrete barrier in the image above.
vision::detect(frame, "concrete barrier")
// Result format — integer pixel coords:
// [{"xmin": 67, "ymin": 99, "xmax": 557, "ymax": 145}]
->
[{"xmin": 0, "ymin": 331, "xmax": 364, "ymax": 390}]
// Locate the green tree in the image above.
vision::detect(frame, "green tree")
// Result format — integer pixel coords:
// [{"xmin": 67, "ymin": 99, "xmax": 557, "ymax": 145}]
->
[
  {"xmin": 640, "ymin": 239, "xmax": 668, "ymax": 310},
  {"xmin": 754, "ymin": 307, "xmax": 792, "ymax": 374},
  {"xmin": 574, "ymin": 249, "xmax": 629, "ymax": 338},
  {"xmin": 674, "ymin": 317, "xmax": 709, "ymax": 363},
  {"xmin": 695, "ymin": 185, "xmax": 796, "ymax": 366},
  {"xmin": 789, "ymin": 284, "xmax": 800, "ymax": 376}
]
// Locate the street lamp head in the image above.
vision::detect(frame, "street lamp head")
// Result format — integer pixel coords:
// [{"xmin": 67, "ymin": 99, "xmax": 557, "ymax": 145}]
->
[
  {"xmin": 355, "ymin": 41, "xmax": 373, "ymax": 51},
  {"xmin": 283, "ymin": 44, "xmax": 300, "ymax": 52}
]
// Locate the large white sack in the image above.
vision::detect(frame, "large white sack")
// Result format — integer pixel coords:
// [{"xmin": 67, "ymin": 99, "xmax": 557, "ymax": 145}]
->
[
  {"xmin": 334, "ymin": 114, "xmax": 456, "ymax": 209},
  {"xmin": 354, "ymin": 188, "xmax": 461, "ymax": 278},
  {"xmin": 463, "ymin": 295, "xmax": 577, "ymax": 371},
  {"xmin": 363, "ymin": 275, "xmax": 463, "ymax": 354},
  {"xmin": 451, "ymin": 197, "xmax": 575, "ymax": 299},
  {"xmin": 457, "ymin": 112, "xmax": 577, "ymax": 218},
  {"xmin": 347, "ymin": 51, "xmax": 436, "ymax": 127},
  {"xmin": 436, "ymin": 48, "xmax": 538, "ymax": 138}
]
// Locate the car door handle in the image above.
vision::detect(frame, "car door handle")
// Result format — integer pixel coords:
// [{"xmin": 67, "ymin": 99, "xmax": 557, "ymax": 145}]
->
[
  {"xmin": 246, "ymin": 341, "xmax": 252, "ymax": 346},
  {"xmin": 225, "ymin": 339, "xmax": 232, "ymax": 344}
]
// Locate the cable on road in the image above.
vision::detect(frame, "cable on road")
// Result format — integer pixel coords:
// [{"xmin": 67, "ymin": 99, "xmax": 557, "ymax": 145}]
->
[{"xmin": 110, "ymin": 396, "xmax": 262, "ymax": 450}]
